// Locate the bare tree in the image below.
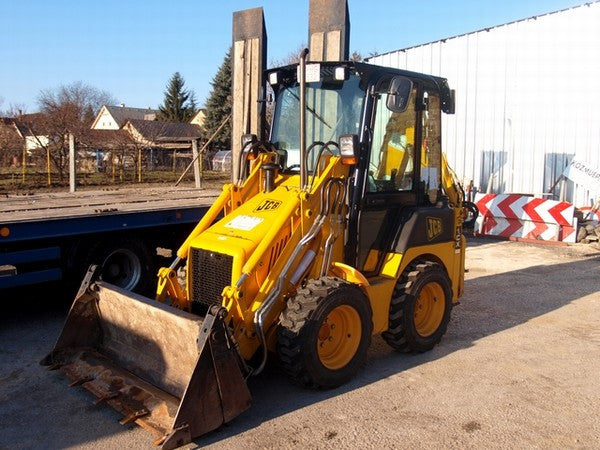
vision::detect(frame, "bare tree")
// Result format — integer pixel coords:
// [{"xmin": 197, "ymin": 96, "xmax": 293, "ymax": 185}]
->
[
  {"xmin": 350, "ymin": 50, "xmax": 363, "ymax": 61},
  {"xmin": 0, "ymin": 119, "xmax": 23, "ymax": 166},
  {"xmin": 0, "ymin": 99, "xmax": 25, "ymax": 167},
  {"xmin": 34, "ymin": 82, "xmax": 116, "ymax": 180},
  {"xmin": 0, "ymin": 97, "xmax": 28, "ymax": 118},
  {"xmin": 270, "ymin": 44, "xmax": 308, "ymax": 68},
  {"xmin": 270, "ymin": 45, "xmax": 365, "ymax": 67}
]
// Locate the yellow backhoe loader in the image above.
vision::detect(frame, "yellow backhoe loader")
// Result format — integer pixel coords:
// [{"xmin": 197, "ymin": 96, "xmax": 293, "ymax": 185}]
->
[{"xmin": 43, "ymin": 51, "xmax": 475, "ymax": 449}]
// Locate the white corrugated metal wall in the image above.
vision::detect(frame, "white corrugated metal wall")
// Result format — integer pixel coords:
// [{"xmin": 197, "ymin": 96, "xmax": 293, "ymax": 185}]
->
[{"xmin": 368, "ymin": 2, "xmax": 600, "ymax": 206}]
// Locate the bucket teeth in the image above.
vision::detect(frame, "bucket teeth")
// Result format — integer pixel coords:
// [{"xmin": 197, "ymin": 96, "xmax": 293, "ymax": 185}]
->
[
  {"xmin": 69, "ymin": 376, "xmax": 94, "ymax": 387},
  {"xmin": 93, "ymin": 391, "xmax": 120, "ymax": 405},
  {"xmin": 119, "ymin": 408, "xmax": 150, "ymax": 425},
  {"xmin": 153, "ymin": 435, "xmax": 167, "ymax": 446}
]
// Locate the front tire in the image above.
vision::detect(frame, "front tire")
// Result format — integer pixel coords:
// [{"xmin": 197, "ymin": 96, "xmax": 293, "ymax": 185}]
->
[
  {"xmin": 382, "ymin": 260, "xmax": 452, "ymax": 352},
  {"xmin": 277, "ymin": 277, "xmax": 372, "ymax": 389}
]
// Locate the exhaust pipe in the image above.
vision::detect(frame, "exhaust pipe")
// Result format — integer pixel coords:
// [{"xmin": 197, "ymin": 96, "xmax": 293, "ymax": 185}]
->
[{"xmin": 299, "ymin": 48, "xmax": 309, "ymax": 191}]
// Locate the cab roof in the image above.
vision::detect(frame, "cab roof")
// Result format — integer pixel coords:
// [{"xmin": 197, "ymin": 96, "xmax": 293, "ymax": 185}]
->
[{"xmin": 266, "ymin": 61, "xmax": 455, "ymax": 114}]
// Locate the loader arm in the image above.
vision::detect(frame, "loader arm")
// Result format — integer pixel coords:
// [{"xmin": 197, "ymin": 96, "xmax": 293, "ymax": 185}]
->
[{"xmin": 185, "ymin": 151, "xmax": 350, "ymax": 362}]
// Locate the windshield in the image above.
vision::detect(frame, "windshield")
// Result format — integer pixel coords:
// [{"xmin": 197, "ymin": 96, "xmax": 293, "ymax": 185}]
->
[{"xmin": 270, "ymin": 74, "xmax": 364, "ymax": 170}]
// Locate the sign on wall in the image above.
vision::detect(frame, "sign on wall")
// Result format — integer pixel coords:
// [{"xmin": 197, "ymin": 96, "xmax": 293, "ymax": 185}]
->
[{"xmin": 562, "ymin": 158, "xmax": 600, "ymax": 192}]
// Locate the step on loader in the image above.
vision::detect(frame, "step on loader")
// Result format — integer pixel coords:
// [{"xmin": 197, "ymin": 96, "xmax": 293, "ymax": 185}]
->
[{"xmin": 43, "ymin": 51, "xmax": 475, "ymax": 448}]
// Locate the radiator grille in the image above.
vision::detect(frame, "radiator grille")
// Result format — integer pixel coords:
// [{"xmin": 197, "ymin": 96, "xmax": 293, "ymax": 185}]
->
[{"xmin": 189, "ymin": 248, "xmax": 233, "ymax": 313}]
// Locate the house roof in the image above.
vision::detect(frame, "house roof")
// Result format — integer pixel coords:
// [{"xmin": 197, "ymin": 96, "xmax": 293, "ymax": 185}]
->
[
  {"xmin": 102, "ymin": 105, "xmax": 158, "ymax": 128},
  {"xmin": 77, "ymin": 129, "xmax": 132, "ymax": 148},
  {"xmin": 0, "ymin": 117, "xmax": 25, "ymax": 142},
  {"xmin": 13, "ymin": 113, "xmax": 53, "ymax": 137},
  {"xmin": 126, "ymin": 119, "xmax": 203, "ymax": 142}
]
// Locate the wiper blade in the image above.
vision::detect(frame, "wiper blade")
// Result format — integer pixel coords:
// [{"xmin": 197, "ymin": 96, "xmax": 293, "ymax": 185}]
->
[{"xmin": 289, "ymin": 91, "xmax": 332, "ymax": 129}]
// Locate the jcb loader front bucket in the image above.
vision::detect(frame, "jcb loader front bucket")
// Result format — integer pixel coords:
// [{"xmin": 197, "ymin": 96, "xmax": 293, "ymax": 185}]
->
[{"xmin": 41, "ymin": 267, "xmax": 251, "ymax": 449}]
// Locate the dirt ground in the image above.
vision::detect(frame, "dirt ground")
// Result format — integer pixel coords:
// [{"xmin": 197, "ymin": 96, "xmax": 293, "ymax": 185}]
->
[{"xmin": 1, "ymin": 237, "xmax": 599, "ymax": 449}]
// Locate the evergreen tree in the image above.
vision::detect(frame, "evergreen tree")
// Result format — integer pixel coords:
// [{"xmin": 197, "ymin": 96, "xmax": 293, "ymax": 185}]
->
[
  {"xmin": 157, "ymin": 72, "xmax": 197, "ymax": 122},
  {"xmin": 202, "ymin": 49, "xmax": 232, "ymax": 150}
]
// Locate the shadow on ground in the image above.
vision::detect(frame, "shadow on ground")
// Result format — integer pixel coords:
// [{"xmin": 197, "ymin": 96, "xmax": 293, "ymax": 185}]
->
[
  {"xmin": 0, "ymin": 243, "xmax": 598, "ymax": 449},
  {"xmin": 201, "ymin": 251, "xmax": 600, "ymax": 446}
]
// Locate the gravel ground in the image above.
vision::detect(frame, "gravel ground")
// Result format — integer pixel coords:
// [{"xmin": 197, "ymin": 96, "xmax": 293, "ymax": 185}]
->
[{"xmin": 1, "ymin": 237, "xmax": 599, "ymax": 449}]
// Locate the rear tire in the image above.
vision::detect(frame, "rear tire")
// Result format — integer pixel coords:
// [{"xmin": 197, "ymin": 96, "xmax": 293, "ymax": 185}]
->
[
  {"xmin": 277, "ymin": 277, "xmax": 372, "ymax": 389},
  {"xmin": 382, "ymin": 260, "xmax": 452, "ymax": 353}
]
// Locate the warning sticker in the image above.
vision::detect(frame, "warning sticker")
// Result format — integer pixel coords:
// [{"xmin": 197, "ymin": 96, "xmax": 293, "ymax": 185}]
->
[{"xmin": 225, "ymin": 215, "xmax": 264, "ymax": 231}]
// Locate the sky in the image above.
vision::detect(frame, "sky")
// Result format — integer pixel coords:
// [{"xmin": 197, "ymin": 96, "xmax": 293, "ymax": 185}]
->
[{"xmin": 0, "ymin": 0, "xmax": 588, "ymax": 113}]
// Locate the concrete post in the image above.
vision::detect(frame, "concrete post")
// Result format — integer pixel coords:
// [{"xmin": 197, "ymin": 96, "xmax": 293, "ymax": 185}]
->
[
  {"xmin": 192, "ymin": 139, "xmax": 201, "ymax": 188},
  {"xmin": 69, "ymin": 133, "xmax": 76, "ymax": 193}
]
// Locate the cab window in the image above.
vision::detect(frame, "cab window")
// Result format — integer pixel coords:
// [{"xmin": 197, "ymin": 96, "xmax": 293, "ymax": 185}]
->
[
  {"xmin": 421, "ymin": 91, "xmax": 442, "ymax": 203},
  {"xmin": 367, "ymin": 87, "xmax": 417, "ymax": 193}
]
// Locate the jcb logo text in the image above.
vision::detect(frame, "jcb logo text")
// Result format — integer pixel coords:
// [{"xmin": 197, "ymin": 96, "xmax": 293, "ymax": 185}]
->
[
  {"xmin": 254, "ymin": 199, "xmax": 282, "ymax": 212},
  {"xmin": 426, "ymin": 217, "xmax": 443, "ymax": 241}
]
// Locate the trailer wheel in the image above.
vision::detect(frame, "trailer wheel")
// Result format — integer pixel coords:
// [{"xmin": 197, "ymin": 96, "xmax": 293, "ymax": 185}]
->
[
  {"xmin": 382, "ymin": 260, "xmax": 452, "ymax": 353},
  {"xmin": 277, "ymin": 277, "xmax": 372, "ymax": 389},
  {"xmin": 84, "ymin": 238, "xmax": 153, "ymax": 294}
]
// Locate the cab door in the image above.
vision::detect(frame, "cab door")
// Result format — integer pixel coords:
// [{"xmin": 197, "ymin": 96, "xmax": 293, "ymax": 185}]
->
[{"xmin": 354, "ymin": 81, "xmax": 448, "ymax": 275}]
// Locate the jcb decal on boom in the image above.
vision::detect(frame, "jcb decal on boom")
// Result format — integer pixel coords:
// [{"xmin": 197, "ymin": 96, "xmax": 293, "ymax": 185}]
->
[{"xmin": 254, "ymin": 199, "xmax": 282, "ymax": 212}]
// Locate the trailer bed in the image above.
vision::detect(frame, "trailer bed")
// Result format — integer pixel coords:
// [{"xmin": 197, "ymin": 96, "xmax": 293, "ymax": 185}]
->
[
  {"xmin": 1, "ymin": 186, "xmax": 221, "ymax": 223},
  {"xmin": 0, "ymin": 186, "xmax": 220, "ymax": 289}
]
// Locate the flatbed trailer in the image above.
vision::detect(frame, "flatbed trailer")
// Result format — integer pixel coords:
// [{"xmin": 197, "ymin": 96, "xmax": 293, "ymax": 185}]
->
[{"xmin": 0, "ymin": 186, "xmax": 218, "ymax": 292}]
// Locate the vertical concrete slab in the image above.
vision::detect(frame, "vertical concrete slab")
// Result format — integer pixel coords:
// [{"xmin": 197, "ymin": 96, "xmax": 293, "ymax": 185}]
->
[
  {"xmin": 308, "ymin": 0, "xmax": 349, "ymax": 62},
  {"xmin": 232, "ymin": 7, "xmax": 267, "ymax": 182}
]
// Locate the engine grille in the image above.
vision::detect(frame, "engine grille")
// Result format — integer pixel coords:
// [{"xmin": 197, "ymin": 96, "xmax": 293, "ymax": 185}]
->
[{"xmin": 189, "ymin": 248, "xmax": 233, "ymax": 313}]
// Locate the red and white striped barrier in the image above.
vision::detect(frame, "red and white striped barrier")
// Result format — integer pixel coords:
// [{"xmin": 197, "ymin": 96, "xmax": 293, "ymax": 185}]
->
[{"xmin": 474, "ymin": 193, "xmax": 577, "ymax": 243}]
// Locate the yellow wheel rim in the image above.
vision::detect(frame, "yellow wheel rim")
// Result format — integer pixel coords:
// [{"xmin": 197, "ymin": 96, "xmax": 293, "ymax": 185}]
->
[
  {"xmin": 414, "ymin": 282, "xmax": 445, "ymax": 337},
  {"xmin": 317, "ymin": 305, "xmax": 362, "ymax": 370}
]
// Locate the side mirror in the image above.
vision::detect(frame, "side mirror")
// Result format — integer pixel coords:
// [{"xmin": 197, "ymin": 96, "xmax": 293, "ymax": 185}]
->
[
  {"xmin": 386, "ymin": 76, "xmax": 413, "ymax": 113},
  {"xmin": 445, "ymin": 89, "xmax": 456, "ymax": 114}
]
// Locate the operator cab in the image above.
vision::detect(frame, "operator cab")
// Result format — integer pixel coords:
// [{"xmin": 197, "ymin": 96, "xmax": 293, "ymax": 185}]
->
[{"xmin": 266, "ymin": 61, "xmax": 456, "ymax": 272}]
